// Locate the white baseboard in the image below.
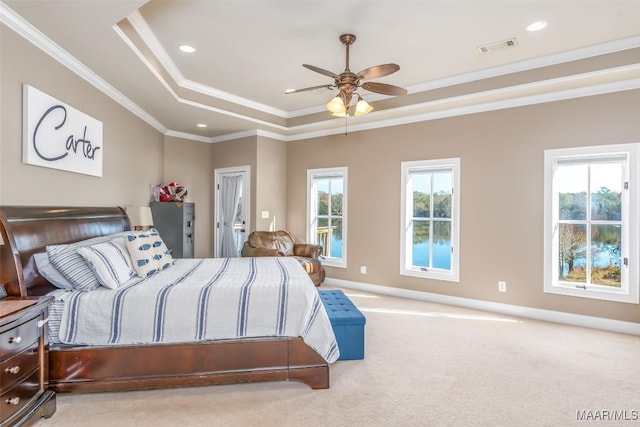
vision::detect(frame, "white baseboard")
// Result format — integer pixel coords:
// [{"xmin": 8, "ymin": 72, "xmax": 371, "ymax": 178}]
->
[{"xmin": 324, "ymin": 278, "xmax": 640, "ymax": 336}]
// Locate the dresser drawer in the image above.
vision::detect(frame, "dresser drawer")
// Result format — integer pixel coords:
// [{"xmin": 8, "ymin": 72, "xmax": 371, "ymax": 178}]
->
[
  {"xmin": 0, "ymin": 344, "xmax": 39, "ymax": 394},
  {"xmin": 0, "ymin": 315, "xmax": 40, "ymax": 359},
  {"xmin": 0, "ymin": 368, "xmax": 40, "ymax": 423}
]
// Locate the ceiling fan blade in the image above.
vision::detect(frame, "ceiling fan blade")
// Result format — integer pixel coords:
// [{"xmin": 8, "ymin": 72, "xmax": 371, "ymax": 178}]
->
[
  {"xmin": 303, "ymin": 64, "xmax": 339, "ymax": 79},
  {"xmin": 285, "ymin": 84, "xmax": 333, "ymax": 94},
  {"xmin": 357, "ymin": 63, "xmax": 400, "ymax": 80},
  {"xmin": 361, "ymin": 81, "xmax": 407, "ymax": 96}
]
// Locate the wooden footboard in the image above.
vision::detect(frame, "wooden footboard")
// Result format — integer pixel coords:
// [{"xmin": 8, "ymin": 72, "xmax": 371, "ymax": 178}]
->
[{"xmin": 49, "ymin": 337, "xmax": 329, "ymax": 393}]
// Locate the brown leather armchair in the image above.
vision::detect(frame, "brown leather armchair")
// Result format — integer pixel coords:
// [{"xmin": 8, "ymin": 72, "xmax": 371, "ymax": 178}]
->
[{"xmin": 241, "ymin": 230, "xmax": 325, "ymax": 286}]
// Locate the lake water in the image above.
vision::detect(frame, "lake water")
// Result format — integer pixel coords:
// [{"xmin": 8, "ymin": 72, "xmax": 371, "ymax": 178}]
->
[
  {"xmin": 563, "ymin": 244, "xmax": 619, "ymax": 273},
  {"xmin": 330, "ymin": 236, "xmax": 342, "ymax": 258},
  {"xmin": 330, "ymin": 238, "xmax": 451, "ymax": 270},
  {"xmin": 412, "ymin": 241, "xmax": 451, "ymax": 270}
]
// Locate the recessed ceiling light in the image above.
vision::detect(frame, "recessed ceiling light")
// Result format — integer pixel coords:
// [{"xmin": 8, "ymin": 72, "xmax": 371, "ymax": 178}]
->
[
  {"xmin": 196, "ymin": 123, "xmax": 207, "ymax": 128},
  {"xmin": 179, "ymin": 44, "xmax": 196, "ymax": 53},
  {"xmin": 526, "ymin": 21, "xmax": 548, "ymax": 32}
]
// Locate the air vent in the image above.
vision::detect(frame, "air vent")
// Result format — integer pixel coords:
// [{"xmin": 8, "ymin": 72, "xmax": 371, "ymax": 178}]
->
[{"xmin": 477, "ymin": 37, "xmax": 518, "ymax": 54}]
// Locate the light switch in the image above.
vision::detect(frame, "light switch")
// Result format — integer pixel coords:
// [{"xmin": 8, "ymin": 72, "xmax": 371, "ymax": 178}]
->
[{"xmin": 261, "ymin": 210, "xmax": 270, "ymax": 219}]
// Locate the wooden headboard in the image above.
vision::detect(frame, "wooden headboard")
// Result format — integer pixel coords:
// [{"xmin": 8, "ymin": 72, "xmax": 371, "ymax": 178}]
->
[{"xmin": 0, "ymin": 206, "xmax": 131, "ymax": 297}]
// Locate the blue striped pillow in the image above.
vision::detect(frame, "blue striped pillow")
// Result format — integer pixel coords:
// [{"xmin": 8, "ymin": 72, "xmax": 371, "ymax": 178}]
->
[
  {"xmin": 46, "ymin": 233, "xmax": 126, "ymax": 292},
  {"xmin": 77, "ymin": 240, "xmax": 134, "ymax": 289}
]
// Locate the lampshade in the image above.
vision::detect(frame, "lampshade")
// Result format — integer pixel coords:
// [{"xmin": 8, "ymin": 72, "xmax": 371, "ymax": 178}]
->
[
  {"xmin": 126, "ymin": 206, "xmax": 154, "ymax": 230},
  {"xmin": 326, "ymin": 96, "xmax": 346, "ymax": 114},
  {"xmin": 354, "ymin": 97, "xmax": 373, "ymax": 116}
]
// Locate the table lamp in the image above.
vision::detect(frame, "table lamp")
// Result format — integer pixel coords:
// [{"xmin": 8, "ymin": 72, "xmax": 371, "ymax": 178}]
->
[{"xmin": 125, "ymin": 206, "xmax": 154, "ymax": 231}]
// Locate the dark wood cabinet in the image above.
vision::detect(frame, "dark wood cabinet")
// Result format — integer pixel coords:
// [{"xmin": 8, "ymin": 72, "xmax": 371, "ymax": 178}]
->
[
  {"xmin": 0, "ymin": 297, "xmax": 55, "ymax": 426},
  {"xmin": 150, "ymin": 202, "xmax": 195, "ymax": 258}
]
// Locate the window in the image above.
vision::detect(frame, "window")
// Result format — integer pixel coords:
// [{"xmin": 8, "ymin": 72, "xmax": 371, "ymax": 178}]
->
[
  {"xmin": 307, "ymin": 167, "xmax": 347, "ymax": 268},
  {"xmin": 544, "ymin": 144, "xmax": 639, "ymax": 304},
  {"xmin": 401, "ymin": 158, "xmax": 460, "ymax": 282}
]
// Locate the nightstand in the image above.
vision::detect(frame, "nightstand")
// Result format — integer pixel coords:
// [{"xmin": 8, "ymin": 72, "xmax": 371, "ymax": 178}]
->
[{"xmin": 1, "ymin": 297, "xmax": 56, "ymax": 426}]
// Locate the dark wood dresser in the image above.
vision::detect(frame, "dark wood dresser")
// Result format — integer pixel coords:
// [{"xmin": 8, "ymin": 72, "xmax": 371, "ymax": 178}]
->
[{"xmin": 0, "ymin": 297, "xmax": 55, "ymax": 426}]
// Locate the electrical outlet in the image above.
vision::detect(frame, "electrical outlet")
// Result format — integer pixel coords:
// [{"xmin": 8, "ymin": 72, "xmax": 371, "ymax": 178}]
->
[
  {"xmin": 360, "ymin": 265, "xmax": 367, "ymax": 274},
  {"xmin": 498, "ymin": 281, "xmax": 507, "ymax": 292}
]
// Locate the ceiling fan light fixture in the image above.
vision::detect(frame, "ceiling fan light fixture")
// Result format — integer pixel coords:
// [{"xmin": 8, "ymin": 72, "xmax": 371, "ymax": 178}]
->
[
  {"xmin": 326, "ymin": 96, "xmax": 346, "ymax": 114},
  {"xmin": 354, "ymin": 96, "xmax": 373, "ymax": 116},
  {"xmin": 291, "ymin": 34, "xmax": 405, "ymax": 119}
]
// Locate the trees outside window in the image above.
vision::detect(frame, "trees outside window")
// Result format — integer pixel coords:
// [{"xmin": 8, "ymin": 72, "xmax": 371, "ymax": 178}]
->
[
  {"xmin": 544, "ymin": 144, "xmax": 639, "ymax": 304},
  {"xmin": 307, "ymin": 167, "xmax": 347, "ymax": 268},
  {"xmin": 401, "ymin": 158, "xmax": 460, "ymax": 282}
]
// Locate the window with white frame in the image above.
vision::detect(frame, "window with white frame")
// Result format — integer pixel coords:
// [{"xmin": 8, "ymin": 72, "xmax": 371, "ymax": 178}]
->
[
  {"xmin": 401, "ymin": 158, "xmax": 460, "ymax": 282},
  {"xmin": 544, "ymin": 144, "xmax": 639, "ymax": 304},
  {"xmin": 307, "ymin": 167, "xmax": 347, "ymax": 268}
]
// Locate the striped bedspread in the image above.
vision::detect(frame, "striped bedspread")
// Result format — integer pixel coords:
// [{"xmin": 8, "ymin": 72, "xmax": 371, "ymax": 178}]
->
[{"xmin": 53, "ymin": 257, "xmax": 339, "ymax": 363}]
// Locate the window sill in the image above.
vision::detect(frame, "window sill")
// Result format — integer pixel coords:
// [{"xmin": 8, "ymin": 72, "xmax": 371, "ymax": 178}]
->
[
  {"xmin": 401, "ymin": 268, "xmax": 459, "ymax": 283},
  {"xmin": 544, "ymin": 284, "xmax": 638, "ymax": 304},
  {"xmin": 321, "ymin": 259, "xmax": 346, "ymax": 269}
]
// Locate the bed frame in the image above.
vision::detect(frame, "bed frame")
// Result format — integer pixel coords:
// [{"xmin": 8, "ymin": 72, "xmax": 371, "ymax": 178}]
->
[{"xmin": 0, "ymin": 206, "xmax": 329, "ymax": 393}]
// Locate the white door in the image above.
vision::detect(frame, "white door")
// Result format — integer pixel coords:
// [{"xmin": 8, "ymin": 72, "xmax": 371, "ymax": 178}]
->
[{"xmin": 214, "ymin": 166, "xmax": 250, "ymax": 258}]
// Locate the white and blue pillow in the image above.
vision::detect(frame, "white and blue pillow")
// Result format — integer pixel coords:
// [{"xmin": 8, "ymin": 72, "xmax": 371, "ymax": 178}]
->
[
  {"xmin": 77, "ymin": 240, "xmax": 134, "ymax": 289},
  {"xmin": 125, "ymin": 229, "xmax": 173, "ymax": 278}
]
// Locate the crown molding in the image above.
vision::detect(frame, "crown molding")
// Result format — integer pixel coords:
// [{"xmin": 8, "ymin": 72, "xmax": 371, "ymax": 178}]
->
[
  {"xmin": 164, "ymin": 130, "xmax": 211, "ymax": 143},
  {"xmin": 207, "ymin": 129, "xmax": 286, "ymax": 144}
]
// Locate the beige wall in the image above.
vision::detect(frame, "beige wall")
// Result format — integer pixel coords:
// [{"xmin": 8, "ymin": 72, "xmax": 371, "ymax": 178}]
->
[
  {"xmin": 287, "ymin": 90, "xmax": 640, "ymax": 323},
  {"xmin": 163, "ymin": 136, "xmax": 213, "ymax": 257},
  {"xmin": 256, "ymin": 136, "xmax": 287, "ymax": 232},
  {"xmin": 0, "ymin": 25, "xmax": 163, "ymax": 207}
]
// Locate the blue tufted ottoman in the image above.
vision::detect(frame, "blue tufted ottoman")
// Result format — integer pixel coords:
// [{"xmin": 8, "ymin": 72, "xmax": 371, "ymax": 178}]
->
[{"xmin": 319, "ymin": 290, "xmax": 366, "ymax": 360}]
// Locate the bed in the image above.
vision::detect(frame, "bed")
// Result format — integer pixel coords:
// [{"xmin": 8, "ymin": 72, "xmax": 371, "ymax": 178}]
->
[{"xmin": 0, "ymin": 205, "xmax": 336, "ymax": 393}]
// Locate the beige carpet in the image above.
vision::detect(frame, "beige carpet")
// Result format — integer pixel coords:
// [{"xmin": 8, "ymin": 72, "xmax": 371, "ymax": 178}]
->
[{"xmin": 35, "ymin": 287, "xmax": 640, "ymax": 427}]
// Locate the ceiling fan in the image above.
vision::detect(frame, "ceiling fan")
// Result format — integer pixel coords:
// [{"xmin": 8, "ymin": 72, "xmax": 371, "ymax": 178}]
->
[{"xmin": 286, "ymin": 34, "xmax": 407, "ymax": 116}]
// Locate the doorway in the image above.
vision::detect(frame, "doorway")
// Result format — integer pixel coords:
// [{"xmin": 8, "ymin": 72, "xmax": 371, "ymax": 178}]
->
[{"xmin": 214, "ymin": 166, "xmax": 250, "ymax": 258}]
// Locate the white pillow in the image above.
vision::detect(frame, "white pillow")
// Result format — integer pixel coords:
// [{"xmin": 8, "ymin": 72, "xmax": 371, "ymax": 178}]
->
[
  {"xmin": 125, "ymin": 229, "xmax": 173, "ymax": 278},
  {"xmin": 47, "ymin": 233, "xmax": 126, "ymax": 292},
  {"xmin": 34, "ymin": 252, "xmax": 74, "ymax": 290},
  {"xmin": 77, "ymin": 240, "xmax": 134, "ymax": 289}
]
